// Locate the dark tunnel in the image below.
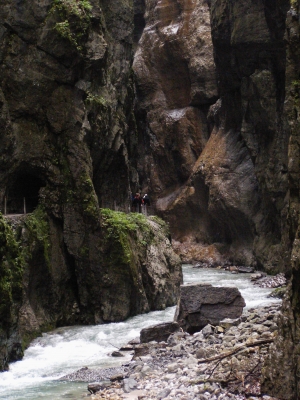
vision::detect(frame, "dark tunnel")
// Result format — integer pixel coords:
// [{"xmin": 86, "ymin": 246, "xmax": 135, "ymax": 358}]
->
[{"xmin": 5, "ymin": 173, "xmax": 45, "ymax": 214}]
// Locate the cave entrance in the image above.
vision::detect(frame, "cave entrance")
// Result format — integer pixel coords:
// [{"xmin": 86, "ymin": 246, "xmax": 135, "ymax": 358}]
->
[{"xmin": 5, "ymin": 173, "xmax": 45, "ymax": 215}]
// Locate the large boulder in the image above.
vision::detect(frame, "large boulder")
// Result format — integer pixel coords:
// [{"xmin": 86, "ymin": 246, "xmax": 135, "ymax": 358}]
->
[
  {"xmin": 174, "ymin": 283, "xmax": 245, "ymax": 333},
  {"xmin": 140, "ymin": 322, "xmax": 180, "ymax": 344}
]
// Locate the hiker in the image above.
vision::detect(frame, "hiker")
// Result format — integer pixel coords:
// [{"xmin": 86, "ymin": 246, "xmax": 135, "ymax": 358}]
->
[
  {"xmin": 132, "ymin": 193, "xmax": 142, "ymax": 212},
  {"xmin": 142, "ymin": 193, "xmax": 150, "ymax": 206}
]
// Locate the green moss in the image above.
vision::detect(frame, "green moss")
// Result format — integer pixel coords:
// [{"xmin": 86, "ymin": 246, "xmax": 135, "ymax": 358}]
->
[
  {"xmin": 21, "ymin": 322, "xmax": 55, "ymax": 352},
  {"xmin": 0, "ymin": 214, "xmax": 26, "ymax": 327},
  {"xmin": 291, "ymin": 0, "xmax": 298, "ymax": 9},
  {"xmin": 23, "ymin": 207, "xmax": 51, "ymax": 268},
  {"xmin": 85, "ymin": 92, "xmax": 107, "ymax": 108},
  {"xmin": 269, "ymin": 286, "xmax": 287, "ymax": 299},
  {"xmin": 79, "ymin": 174, "xmax": 100, "ymax": 221},
  {"xmin": 79, "ymin": 245, "xmax": 89, "ymax": 258},
  {"xmin": 149, "ymin": 215, "xmax": 170, "ymax": 236},
  {"xmin": 57, "ymin": 148, "xmax": 99, "ymax": 222},
  {"xmin": 100, "ymin": 209, "xmax": 155, "ymax": 289},
  {"xmin": 101, "ymin": 209, "xmax": 153, "ymax": 256},
  {"xmin": 50, "ymin": 0, "xmax": 92, "ymax": 51}
]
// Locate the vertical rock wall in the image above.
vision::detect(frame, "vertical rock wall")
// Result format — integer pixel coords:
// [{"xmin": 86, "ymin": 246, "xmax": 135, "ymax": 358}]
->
[
  {"xmin": 0, "ymin": 0, "xmax": 137, "ymax": 327},
  {"xmin": 261, "ymin": 1, "xmax": 300, "ymax": 398},
  {"xmin": 134, "ymin": 0, "xmax": 291, "ymax": 270},
  {"xmin": 134, "ymin": 1, "xmax": 300, "ymax": 397},
  {"xmin": 0, "ymin": 0, "xmax": 182, "ymax": 371}
]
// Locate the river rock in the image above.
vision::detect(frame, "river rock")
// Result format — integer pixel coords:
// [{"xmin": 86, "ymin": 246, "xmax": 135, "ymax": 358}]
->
[
  {"xmin": 174, "ymin": 283, "xmax": 246, "ymax": 333},
  {"xmin": 123, "ymin": 377, "xmax": 138, "ymax": 393},
  {"xmin": 237, "ymin": 266, "xmax": 255, "ymax": 273},
  {"xmin": 111, "ymin": 351, "xmax": 125, "ymax": 357},
  {"xmin": 254, "ymin": 273, "xmax": 287, "ymax": 288},
  {"xmin": 251, "ymin": 272, "xmax": 267, "ymax": 281},
  {"xmin": 140, "ymin": 322, "xmax": 181, "ymax": 343},
  {"xmin": 88, "ymin": 381, "xmax": 111, "ymax": 394}
]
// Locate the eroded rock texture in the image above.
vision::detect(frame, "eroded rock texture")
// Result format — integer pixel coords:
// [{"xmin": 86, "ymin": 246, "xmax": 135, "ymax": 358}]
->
[
  {"xmin": 134, "ymin": 0, "xmax": 291, "ymax": 270},
  {"xmin": 0, "ymin": 0, "xmax": 182, "ymax": 371},
  {"xmin": 261, "ymin": 1, "xmax": 300, "ymax": 399},
  {"xmin": 174, "ymin": 283, "xmax": 245, "ymax": 334}
]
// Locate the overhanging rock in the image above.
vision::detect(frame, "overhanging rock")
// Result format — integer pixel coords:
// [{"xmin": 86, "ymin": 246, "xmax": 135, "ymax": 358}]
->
[{"xmin": 174, "ymin": 283, "xmax": 246, "ymax": 334}]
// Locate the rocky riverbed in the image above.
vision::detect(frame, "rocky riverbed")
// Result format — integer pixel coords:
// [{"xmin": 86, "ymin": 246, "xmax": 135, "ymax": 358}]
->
[{"xmin": 62, "ymin": 300, "xmax": 282, "ymax": 400}]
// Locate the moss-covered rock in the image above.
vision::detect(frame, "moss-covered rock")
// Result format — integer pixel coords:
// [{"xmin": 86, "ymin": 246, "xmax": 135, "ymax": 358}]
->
[
  {"xmin": 93, "ymin": 209, "xmax": 182, "ymax": 322},
  {"xmin": 0, "ymin": 214, "xmax": 26, "ymax": 371},
  {"xmin": 0, "ymin": 208, "xmax": 182, "ymax": 370}
]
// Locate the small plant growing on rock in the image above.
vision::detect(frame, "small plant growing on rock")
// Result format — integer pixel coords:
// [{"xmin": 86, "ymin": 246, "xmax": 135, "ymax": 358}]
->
[
  {"xmin": 51, "ymin": 0, "xmax": 92, "ymax": 51},
  {"xmin": 85, "ymin": 92, "xmax": 107, "ymax": 108}
]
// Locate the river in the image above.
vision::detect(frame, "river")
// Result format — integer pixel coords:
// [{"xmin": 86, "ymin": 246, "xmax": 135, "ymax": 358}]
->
[{"xmin": 0, "ymin": 265, "xmax": 281, "ymax": 400}]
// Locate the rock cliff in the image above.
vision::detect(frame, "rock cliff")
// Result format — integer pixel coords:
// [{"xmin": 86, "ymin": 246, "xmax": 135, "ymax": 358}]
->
[
  {"xmin": 0, "ymin": 0, "xmax": 182, "ymax": 371},
  {"xmin": 0, "ymin": 209, "xmax": 182, "ymax": 371},
  {"xmin": 134, "ymin": 0, "xmax": 291, "ymax": 270},
  {"xmin": 261, "ymin": 1, "xmax": 300, "ymax": 398},
  {"xmin": 133, "ymin": 1, "xmax": 300, "ymax": 397},
  {"xmin": 1, "ymin": 0, "xmax": 300, "ymax": 397}
]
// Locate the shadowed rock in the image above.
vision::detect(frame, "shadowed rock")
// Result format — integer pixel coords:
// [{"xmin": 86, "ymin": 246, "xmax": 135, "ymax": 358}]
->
[
  {"xmin": 88, "ymin": 381, "xmax": 111, "ymax": 394},
  {"xmin": 140, "ymin": 321, "xmax": 181, "ymax": 343},
  {"xmin": 174, "ymin": 283, "xmax": 245, "ymax": 334}
]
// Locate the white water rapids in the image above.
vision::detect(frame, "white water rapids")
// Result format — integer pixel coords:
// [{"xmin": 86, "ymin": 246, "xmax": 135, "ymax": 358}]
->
[{"xmin": 0, "ymin": 265, "xmax": 281, "ymax": 400}]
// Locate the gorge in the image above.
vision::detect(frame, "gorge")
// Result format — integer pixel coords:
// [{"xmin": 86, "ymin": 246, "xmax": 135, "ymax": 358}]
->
[{"xmin": 0, "ymin": 0, "xmax": 300, "ymax": 398}]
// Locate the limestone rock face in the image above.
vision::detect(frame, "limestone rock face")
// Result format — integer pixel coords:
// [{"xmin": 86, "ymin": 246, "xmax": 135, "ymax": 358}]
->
[
  {"xmin": 261, "ymin": 2, "xmax": 300, "ymax": 399},
  {"xmin": 0, "ymin": 210, "xmax": 182, "ymax": 371},
  {"xmin": 0, "ymin": 0, "xmax": 182, "ymax": 371},
  {"xmin": 134, "ymin": 0, "xmax": 291, "ymax": 270},
  {"xmin": 174, "ymin": 283, "xmax": 245, "ymax": 334},
  {"xmin": 133, "ymin": 0, "xmax": 217, "ymax": 197},
  {"xmin": 0, "ymin": 0, "xmax": 137, "ymax": 369}
]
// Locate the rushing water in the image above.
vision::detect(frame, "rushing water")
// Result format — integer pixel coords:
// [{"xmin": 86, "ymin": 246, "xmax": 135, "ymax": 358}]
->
[{"xmin": 0, "ymin": 265, "xmax": 281, "ymax": 400}]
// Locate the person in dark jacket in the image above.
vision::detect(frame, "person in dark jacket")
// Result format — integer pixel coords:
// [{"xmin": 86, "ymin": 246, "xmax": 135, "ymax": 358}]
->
[{"xmin": 132, "ymin": 193, "xmax": 142, "ymax": 212}]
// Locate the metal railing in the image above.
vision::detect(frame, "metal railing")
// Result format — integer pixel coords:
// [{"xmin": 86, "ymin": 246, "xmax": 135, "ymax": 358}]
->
[
  {"xmin": 2, "ymin": 196, "xmax": 39, "ymax": 215},
  {"xmin": 101, "ymin": 201, "xmax": 154, "ymax": 216},
  {"xmin": 2, "ymin": 197, "xmax": 155, "ymax": 217}
]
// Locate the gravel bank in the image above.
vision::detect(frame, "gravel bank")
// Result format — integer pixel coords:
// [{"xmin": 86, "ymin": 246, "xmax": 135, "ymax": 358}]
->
[{"xmin": 63, "ymin": 303, "xmax": 282, "ymax": 400}]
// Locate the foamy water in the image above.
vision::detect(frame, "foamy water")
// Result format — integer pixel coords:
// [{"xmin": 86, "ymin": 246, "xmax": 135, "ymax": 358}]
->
[{"xmin": 0, "ymin": 265, "xmax": 281, "ymax": 399}]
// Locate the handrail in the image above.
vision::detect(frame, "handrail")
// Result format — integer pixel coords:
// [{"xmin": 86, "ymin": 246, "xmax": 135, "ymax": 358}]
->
[{"xmin": 2, "ymin": 197, "xmax": 154, "ymax": 216}]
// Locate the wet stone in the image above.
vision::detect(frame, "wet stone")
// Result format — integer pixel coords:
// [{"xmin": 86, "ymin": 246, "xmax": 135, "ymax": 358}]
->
[{"xmin": 87, "ymin": 304, "xmax": 282, "ymax": 400}]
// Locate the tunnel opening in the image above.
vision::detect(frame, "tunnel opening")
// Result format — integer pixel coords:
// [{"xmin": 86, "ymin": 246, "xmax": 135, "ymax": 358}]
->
[{"xmin": 5, "ymin": 172, "xmax": 45, "ymax": 214}]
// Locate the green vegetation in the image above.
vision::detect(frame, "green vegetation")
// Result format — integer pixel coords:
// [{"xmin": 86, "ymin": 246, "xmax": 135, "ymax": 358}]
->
[
  {"xmin": 0, "ymin": 207, "xmax": 51, "ymax": 318},
  {"xmin": 57, "ymin": 147, "xmax": 99, "ymax": 222},
  {"xmin": 79, "ymin": 174, "xmax": 99, "ymax": 221},
  {"xmin": 100, "ymin": 209, "xmax": 154, "ymax": 264},
  {"xmin": 51, "ymin": 0, "xmax": 92, "ymax": 51},
  {"xmin": 291, "ymin": 0, "xmax": 298, "ymax": 9},
  {"xmin": 24, "ymin": 207, "xmax": 51, "ymax": 267},
  {"xmin": 0, "ymin": 207, "xmax": 54, "ymax": 362},
  {"xmin": 149, "ymin": 215, "xmax": 170, "ymax": 233},
  {"xmin": 0, "ymin": 214, "xmax": 25, "ymax": 327},
  {"xmin": 269, "ymin": 286, "xmax": 287, "ymax": 299},
  {"xmin": 85, "ymin": 92, "xmax": 107, "ymax": 108}
]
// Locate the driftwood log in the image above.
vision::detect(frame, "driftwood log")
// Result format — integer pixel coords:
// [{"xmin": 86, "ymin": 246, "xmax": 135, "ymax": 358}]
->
[{"xmin": 197, "ymin": 338, "xmax": 274, "ymax": 364}]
